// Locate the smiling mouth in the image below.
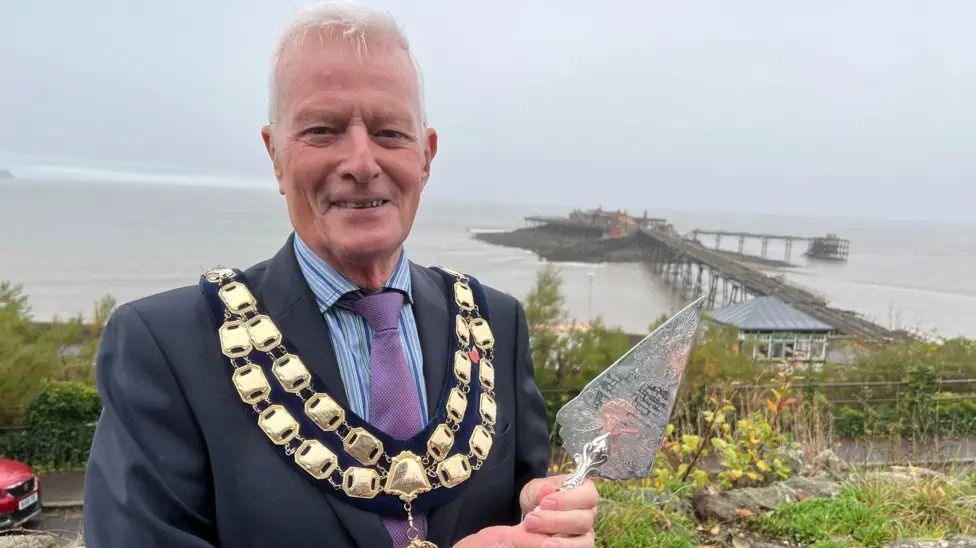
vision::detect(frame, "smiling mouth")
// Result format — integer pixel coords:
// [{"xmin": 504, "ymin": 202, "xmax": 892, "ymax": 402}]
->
[{"xmin": 332, "ymin": 199, "xmax": 390, "ymax": 209}]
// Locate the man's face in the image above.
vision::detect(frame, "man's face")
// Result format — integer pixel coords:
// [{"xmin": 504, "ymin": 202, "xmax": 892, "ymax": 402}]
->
[{"xmin": 263, "ymin": 34, "xmax": 436, "ymax": 270}]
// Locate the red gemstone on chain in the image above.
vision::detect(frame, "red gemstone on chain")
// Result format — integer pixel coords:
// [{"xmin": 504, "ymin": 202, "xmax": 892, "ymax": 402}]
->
[{"xmin": 469, "ymin": 349, "xmax": 480, "ymax": 364}]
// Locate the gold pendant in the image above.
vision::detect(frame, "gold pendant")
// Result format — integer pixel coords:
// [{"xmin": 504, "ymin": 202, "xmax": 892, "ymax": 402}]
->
[
  {"xmin": 407, "ymin": 540, "xmax": 437, "ymax": 548},
  {"xmin": 384, "ymin": 451, "xmax": 431, "ymax": 502}
]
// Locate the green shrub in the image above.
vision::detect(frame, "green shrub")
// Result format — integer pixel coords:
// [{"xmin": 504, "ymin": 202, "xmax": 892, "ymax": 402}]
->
[{"xmin": 0, "ymin": 380, "xmax": 101, "ymax": 469}]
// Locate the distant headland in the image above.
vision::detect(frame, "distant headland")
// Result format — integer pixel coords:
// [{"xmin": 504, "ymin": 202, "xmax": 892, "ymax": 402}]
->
[{"xmin": 0, "ymin": 169, "xmax": 14, "ymax": 179}]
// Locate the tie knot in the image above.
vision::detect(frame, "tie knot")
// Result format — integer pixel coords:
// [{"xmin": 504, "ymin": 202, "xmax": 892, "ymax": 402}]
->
[{"xmin": 342, "ymin": 290, "xmax": 404, "ymax": 332}]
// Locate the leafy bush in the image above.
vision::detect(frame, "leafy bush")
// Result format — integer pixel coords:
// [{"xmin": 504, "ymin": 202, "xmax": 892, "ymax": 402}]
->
[
  {"xmin": 0, "ymin": 281, "xmax": 112, "ymax": 416},
  {"xmin": 653, "ymin": 373, "xmax": 802, "ymax": 492},
  {"xmin": 0, "ymin": 380, "xmax": 102, "ymax": 469}
]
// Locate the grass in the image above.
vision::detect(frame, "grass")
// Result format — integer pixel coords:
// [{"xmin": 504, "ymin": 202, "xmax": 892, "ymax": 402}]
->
[
  {"xmin": 595, "ymin": 480, "xmax": 697, "ymax": 547},
  {"xmin": 752, "ymin": 469, "xmax": 976, "ymax": 547},
  {"xmin": 594, "ymin": 469, "xmax": 976, "ymax": 547}
]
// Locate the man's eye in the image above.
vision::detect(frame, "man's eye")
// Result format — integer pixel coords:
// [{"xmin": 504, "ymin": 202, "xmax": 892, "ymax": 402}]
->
[
  {"xmin": 375, "ymin": 129, "xmax": 406, "ymax": 139},
  {"xmin": 308, "ymin": 127, "xmax": 337, "ymax": 135}
]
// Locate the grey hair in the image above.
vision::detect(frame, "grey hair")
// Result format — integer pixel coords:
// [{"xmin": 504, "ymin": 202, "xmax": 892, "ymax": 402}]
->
[{"xmin": 267, "ymin": 0, "xmax": 427, "ymax": 125}]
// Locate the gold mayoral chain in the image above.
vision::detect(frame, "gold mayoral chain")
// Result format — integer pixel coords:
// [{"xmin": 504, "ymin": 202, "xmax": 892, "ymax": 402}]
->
[{"xmin": 202, "ymin": 266, "xmax": 498, "ymax": 548}]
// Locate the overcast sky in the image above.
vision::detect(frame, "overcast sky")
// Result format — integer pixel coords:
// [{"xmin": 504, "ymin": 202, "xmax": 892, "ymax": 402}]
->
[{"xmin": 2, "ymin": 1, "xmax": 974, "ymax": 222}]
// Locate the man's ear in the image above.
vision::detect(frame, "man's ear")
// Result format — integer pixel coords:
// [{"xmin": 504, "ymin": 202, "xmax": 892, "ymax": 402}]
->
[
  {"xmin": 421, "ymin": 127, "xmax": 438, "ymax": 186},
  {"xmin": 261, "ymin": 125, "xmax": 285, "ymax": 194}
]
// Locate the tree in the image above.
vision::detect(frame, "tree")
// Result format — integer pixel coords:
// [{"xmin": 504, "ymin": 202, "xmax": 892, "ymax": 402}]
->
[{"xmin": 522, "ymin": 265, "xmax": 632, "ymax": 428}]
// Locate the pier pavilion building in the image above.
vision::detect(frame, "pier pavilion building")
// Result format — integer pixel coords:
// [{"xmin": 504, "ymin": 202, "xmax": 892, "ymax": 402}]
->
[{"xmin": 712, "ymin": 296, "xmax": 834, "ymax": 363}]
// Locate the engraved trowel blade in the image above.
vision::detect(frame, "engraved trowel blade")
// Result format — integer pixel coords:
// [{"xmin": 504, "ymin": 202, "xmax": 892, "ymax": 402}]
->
[{"xmin": 554, "ymin": 297, "xmax": 704, "ymax": 480}]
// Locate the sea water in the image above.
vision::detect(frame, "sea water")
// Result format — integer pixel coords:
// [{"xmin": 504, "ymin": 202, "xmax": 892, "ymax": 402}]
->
[{"xmin": 2, "ymin": 179, "xmax": 974, "ymax": 338}]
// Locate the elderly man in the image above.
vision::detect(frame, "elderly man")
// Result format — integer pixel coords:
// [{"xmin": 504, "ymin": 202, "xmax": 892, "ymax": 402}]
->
[{"xmin": 84, "ymin": 2, "xmax": 598, "ymax": 547}]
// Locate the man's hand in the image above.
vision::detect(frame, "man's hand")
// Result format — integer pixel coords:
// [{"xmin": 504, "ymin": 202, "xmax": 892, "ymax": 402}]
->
[{"xmin": 454, "ymin": 475, "xmax": 598, "ymax": 547}]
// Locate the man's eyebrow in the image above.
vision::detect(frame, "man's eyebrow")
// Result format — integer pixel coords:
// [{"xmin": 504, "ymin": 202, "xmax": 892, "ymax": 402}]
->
[
  {"xmin": 367, "ymin": 110, "xmax": 416, "ymax": 128},
  {"xmin": 291, "ymin": 108, "xmax": 344, "ymax": 125}
]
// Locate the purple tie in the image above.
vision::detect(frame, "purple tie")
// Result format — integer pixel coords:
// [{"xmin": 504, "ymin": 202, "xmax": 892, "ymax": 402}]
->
[{"xmin": 344, "ymin": 290, "xmax": 426, "ymax": 548}]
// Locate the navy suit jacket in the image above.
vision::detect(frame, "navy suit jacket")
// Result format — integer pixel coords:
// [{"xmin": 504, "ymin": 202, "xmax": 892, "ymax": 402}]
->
[{"xmin": 84, "ymin": 234, "xmax": 550, "ymax": 547}]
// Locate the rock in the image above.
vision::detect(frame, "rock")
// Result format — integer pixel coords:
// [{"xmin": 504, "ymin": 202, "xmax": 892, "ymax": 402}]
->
[
  {"xmin": 784, "ymin": 476, "xmax": 842, "ymax": 498},
  {"xmin": 868, "ymin": 466, "xmax": 950, "ymax": 485},
  {"xmin": 638, "ymin": 490, "xmax": 694, "ymax": 518},
  {"xmin": 693, "ymin": 477, "xmax": 840, "ymax": 522},
  {"xmin": 890, "ymin": 466, "xmax": 949, "ymax": 482},
  {"xmin": 885, "ymin": 535, "xmax": 976, "ymax": 547},
  {"xmin": 806, "ymin": 448, "xmax": 851, "ymax": 479}
]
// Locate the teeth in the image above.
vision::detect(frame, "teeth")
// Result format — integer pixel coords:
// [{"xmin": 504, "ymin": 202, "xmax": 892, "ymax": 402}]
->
[{"xmin": 336, "ymin": 200, "xmax": 386, "ymax": 209}]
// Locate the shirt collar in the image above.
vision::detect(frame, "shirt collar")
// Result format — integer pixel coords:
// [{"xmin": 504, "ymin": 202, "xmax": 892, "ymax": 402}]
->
[{"xmin": 293, "ymin": 232, "xmax": 413, "ymax": 313}]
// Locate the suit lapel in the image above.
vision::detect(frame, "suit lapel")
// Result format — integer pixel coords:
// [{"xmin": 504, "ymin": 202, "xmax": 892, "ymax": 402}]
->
[
  {"xmin": 252, "ymin": 234, "xmax": 389, "ymax": 547},
  {"xmin": 410, "ymin": 263, "xmax": 465, "ymax": 546}
]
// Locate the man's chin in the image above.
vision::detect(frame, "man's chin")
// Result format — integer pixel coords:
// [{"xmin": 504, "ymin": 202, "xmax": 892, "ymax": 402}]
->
[{"xmin": 335, "ymin": 237, "xmax": 403, "ymax": 266}]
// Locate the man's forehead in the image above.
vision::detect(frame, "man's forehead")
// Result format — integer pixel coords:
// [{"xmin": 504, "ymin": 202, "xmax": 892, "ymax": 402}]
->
[
  {"xmin": 276, "ymin": 31, "xmax": 420, "ymax": 117},
  {"xmin": 278, "ymin": 31, "xmax": 415, "ymax": 88}
]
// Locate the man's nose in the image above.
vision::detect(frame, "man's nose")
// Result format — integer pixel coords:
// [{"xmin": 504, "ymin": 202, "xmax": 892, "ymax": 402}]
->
[{"xmin": 337, "ymin": 126, "xmax": 381, "ymax": 184}]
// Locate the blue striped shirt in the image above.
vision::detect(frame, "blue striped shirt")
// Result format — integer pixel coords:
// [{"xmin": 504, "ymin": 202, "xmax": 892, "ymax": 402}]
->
[{"xmin": 293, "ymin": 234, "xmax": 428, "ymax": 426}]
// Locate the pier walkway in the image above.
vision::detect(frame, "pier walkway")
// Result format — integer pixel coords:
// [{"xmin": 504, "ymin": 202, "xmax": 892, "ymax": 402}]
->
[{"xmin": 636, "ymin": 227, "xmax": 896, "ymax": 340}]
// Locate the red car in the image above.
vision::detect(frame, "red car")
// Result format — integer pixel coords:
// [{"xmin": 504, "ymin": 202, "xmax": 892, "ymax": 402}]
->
[{"xmin": 0, "ymin": 458, "xmax": 41, "ymax": 530}]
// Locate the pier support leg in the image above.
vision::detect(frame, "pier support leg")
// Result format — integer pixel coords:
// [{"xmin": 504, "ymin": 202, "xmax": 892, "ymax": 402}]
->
[
  {"xmin": 694, "ymin": 263, "xmax": 704, "ymax": 298},
  {"xmin": 707, "ymin": 272, "xmax": 718, "ymax": 308}
]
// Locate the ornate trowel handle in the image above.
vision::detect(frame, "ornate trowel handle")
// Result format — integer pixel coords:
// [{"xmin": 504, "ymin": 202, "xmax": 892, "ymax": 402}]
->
[{"xmin": 560, "ymin": 433, "xmax": 610, "ymax": 490}]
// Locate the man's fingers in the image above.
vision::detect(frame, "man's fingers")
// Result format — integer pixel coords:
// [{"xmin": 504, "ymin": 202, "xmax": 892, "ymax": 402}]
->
[
  {"xmin": 523, "ymin": 508, "xmax": 596, "ymax": 536},
  {"xmin": 534, "ymin": 530, "xmax": 596, "ymax": 548},
  {"xmin": 454, "ymin": 525, "xmax": 549, "ymax": 548},
  {"xmin": 519, "ymin": 477, "xmax": 561, "ymax": 513},
  {"xmin": 538, "ymin": 479, "xmax": 599, "ymax": 511},
  {"xmin": 503, "ymin": 525, "xmax": 558, "ymax": 548}
]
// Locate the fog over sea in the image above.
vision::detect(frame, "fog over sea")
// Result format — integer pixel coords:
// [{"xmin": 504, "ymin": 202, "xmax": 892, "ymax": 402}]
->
[{"xmin": 3, "ymin": 179, "xmax": 975, "ymax": 339}]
